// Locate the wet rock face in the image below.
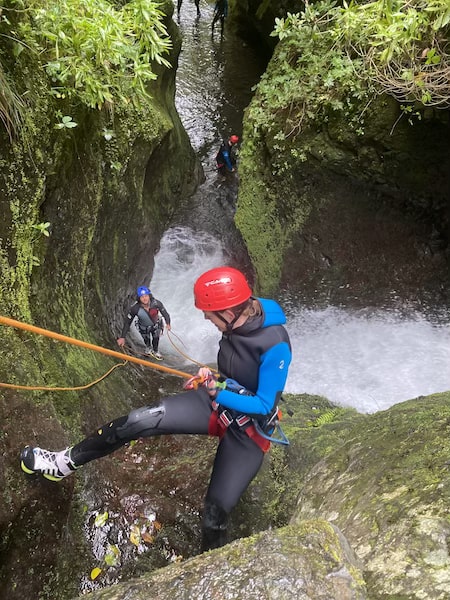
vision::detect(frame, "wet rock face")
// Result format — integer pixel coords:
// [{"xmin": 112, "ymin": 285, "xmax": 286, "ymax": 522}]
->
[
  {"xmin": 75, "ymin": 435, "xmax": 216, "ymax": 595},
  {"xmin": 290, "ymin": 392, "xmax": 450, "ymax": 599},
  {"xmin": 279, "ymin": 164, "xmax": 450, "ymax": 310},
  {"xmin": 73, "ymin": 519, "xmax": 367, "ymax": 600},
  {"xmin": 230, "ymin": 0, "xmax": 300, "ymax": 55},
  {"xmin": 0, "ymin": 8, "xmax": 201, "ymax": 600},
  {"xmin": 235, "ymin": 2, "xmax": 450, "ymax": 296},
  {"xmin": 237, "ymin": 91, "xmax": 450, "ymax": 297}
]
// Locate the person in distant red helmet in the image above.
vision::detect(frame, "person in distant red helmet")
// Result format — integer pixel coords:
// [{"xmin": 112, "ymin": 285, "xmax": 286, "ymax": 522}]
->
[
  {"xmin": 215, "ymin": 134, "xmax": 239, "ymax": 175},
  {"xmin": 21, "ymin": 266, "xmax": 292, "ymax": 553}
]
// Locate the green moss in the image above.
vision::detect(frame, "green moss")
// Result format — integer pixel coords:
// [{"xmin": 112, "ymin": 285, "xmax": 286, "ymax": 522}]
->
[
  {"xmin": 235, "ymin": 117, "xmax": 314, "ymax": 294},
  {"xmin": 0, "ymin": 4, "xmax": 198, "ymax": 599}
]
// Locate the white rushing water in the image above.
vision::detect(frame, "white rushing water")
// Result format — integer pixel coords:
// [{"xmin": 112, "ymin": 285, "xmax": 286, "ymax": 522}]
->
[
  {"xmin": 150, "ymin": 227, "xmax": 450, "ymax": 414},
  {"xmin": 284, "ymin": 306, "xmax": 450, "ymax": 413}
]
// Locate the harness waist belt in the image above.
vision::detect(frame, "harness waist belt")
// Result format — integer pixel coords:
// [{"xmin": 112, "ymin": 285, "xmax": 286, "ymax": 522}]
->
[
  {"xmin": 212, "ymin": 400, "xmax": 251, "ymax": 429},
  {"xmin": 218, "ymin": 410, "xmax": 233, "ymax": 428}
]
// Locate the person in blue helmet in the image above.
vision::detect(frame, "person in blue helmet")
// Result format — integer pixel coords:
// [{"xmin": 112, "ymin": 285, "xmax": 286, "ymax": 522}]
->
[
  {"xmin": 20, "ymin": 267, "xmax": 292, "ymax": 552},
  {"xmin": 117, "ymin": 286, "xmax": 171, "ymax": 360}
]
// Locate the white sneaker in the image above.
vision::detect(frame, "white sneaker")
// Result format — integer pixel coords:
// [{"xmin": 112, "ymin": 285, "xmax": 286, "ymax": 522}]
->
[
  {"xmin": 21, "ymin": 446, "xmax": 78, "ymax": 481},
  {"xmin": 144, "ymin": 347, "xmax": 153, "ymax": 355},
  {"xmin": 152, "ymin": 351, "xmax": 163, "ymax": 360}
]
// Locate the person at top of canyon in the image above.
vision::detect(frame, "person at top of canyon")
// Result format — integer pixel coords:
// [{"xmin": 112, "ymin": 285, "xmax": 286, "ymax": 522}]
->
[
  {"xmin": 211, "ymin": 0, "xmax": 228, "ymax": 36},
  {"xmin": 21, "ymin": 266, "xmax": 292, "ymax": 552},
  {"xmin": 177, "ymin": 0, "xmax": 200, "ymax": 18}
]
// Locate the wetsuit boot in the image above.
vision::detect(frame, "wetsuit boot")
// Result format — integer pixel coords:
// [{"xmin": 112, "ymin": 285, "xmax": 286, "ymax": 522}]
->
[{"xmin": 201, "ymin": 502, "xmax": 228, "ymax": 552}]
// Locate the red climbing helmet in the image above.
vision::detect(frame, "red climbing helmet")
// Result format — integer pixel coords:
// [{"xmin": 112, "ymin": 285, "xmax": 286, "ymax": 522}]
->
[
  {"xmin": 194, "ymin": 266, "xmax": 252, "ymax": 311},
  {"xmin": 229, "ymin": 135, "xmax": 239, "ymax": 144}
]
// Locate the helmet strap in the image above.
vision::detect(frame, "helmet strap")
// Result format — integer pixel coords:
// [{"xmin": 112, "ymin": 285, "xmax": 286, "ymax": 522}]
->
[
  {"xmin": 215, "ymin": 301, "xmax": 249, "ymax": 332},
  {"xmin": 214, "ymin": 312, "xmax": 239, "ymax": 333}
]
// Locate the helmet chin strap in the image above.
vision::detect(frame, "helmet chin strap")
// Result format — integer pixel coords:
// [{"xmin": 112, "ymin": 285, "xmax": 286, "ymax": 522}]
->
[
  {"xmin": 215, "ymin": 302, "xmax": 249, "ymax": 332},
  {"xmin": 216, "ymin": 312, "xmax": 240, "ymax": 333}
]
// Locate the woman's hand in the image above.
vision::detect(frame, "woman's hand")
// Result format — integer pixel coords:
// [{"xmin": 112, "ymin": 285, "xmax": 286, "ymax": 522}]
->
[{"xmin": 197, "ymin": 367, "xmax": 219, "ymax": 398}]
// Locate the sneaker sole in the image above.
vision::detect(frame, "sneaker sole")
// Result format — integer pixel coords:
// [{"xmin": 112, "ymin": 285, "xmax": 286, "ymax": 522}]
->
[
  {"xmin": 21, "ymin": 460, "xmax": 64, "ymax": 481},
  {"xmin": 43, "ymin": 473, "xmax": 64, "ymax": 482},
  {"xmin": 20, "ymin": 460, "xmax": 35, "ymax": 475},
  {"xmin": 20, "ymin": 447, "xmax": 36, "ymax": 475}
]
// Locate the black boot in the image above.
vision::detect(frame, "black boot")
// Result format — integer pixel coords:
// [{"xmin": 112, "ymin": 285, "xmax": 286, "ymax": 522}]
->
[
  {"xmin": 201, "ymin": 502, "xmax": 228, "ymax": 552},
  {"xmin": 201, "ymin": 526, "xmax": 227, "ymax": 551}
]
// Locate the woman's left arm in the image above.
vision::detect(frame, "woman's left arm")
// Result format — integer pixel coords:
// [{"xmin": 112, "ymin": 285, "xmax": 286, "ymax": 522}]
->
[{"xmin": 217, "ymin": 341, "xmax": 291, "ymax": 415}]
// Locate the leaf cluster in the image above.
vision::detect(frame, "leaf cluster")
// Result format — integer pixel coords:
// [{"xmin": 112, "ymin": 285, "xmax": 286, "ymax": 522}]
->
[
  {"xmin": 251, "ymin": 0, "xmax": 370, "ymax": 140},
  {"xmin": 337, "ymin": 0, "xmax": 450, "ymax": 107},
  {"xmin": 259, "ymin": 0, "xmax": 450, "ymax": 140},
  {"xmin": 9, "ymin": 0, "xmax": 172, "ymax": 111},
  {"xmin": 0, "ymin": 62, "xmax": 24, "ymax": 139}
]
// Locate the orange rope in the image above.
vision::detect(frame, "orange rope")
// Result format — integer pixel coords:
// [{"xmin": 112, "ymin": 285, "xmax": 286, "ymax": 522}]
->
[
  {"xmin": 0, "ymin": 315, "xmax": 193, "ymax": 383},
  {"xmin": 0, "ymin": 361, "xmax": 127, "ymax": 392},
  {"xmin": 166, "ymin": 329, "xmax": 219, "ymax": 375}
]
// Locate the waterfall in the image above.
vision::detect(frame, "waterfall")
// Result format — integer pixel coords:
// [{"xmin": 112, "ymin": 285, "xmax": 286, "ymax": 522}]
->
[
  {"xmin": 151, "ymin": 226, "xmax": 450, "ymax": 414},
  {"xmin": 150, "ymin": 226, "xmax": 223, "ymax": 366},
  {"xmin": 284, "ymin": 305, "xmax": 450, "ymax": 413}
]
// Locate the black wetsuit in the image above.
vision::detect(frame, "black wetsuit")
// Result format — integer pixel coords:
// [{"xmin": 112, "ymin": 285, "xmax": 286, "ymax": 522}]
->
[
  {"xmin": 177, "ymin": 0, "xmax": 200, "ymax": 15},
  {"xmin": 121, "ymin": 297, "xmax": 170, "ymax": 352},
  {"xmin": 212, "ymin": 0, "xmax": 228, "ymax": 33},
  {"xmin": 71, "ymin": 298, "xmax": 291, "ymax": 550}
]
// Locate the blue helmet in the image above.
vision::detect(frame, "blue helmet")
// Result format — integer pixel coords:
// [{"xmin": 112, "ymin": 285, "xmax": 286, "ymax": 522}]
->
[{"xmin": 137, "ymin": 286, "xmax": 151, "ymax": 298}]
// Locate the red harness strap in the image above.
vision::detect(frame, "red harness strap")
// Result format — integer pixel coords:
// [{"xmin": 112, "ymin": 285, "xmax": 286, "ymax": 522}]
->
[
  {"xmin": 208, "ymin": 410, "xmax": 227, "ymax": 438},
  {"xmin": 244, "ymin": 424, "xmax": 271, "ymax": 453},
  {"xmin": 208, "ymin": 402, "xmax": 271, "ymax": 453}
]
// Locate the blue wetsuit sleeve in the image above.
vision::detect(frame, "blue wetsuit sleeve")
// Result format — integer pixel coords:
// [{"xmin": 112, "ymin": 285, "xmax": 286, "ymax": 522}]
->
[
  {"xmin": 216, "ymin": 341, "xmax": 291, "ymax": 415},
  {"xmin": 222, "ymin": 149, "xmax": 233, "ymax": 171}
]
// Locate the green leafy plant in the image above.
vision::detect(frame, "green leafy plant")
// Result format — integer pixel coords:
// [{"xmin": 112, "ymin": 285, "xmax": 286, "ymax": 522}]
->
[
  {"xmin": 55, "ymin": 115, "xmax": 77, "ymax": 129},
  {"xmin": 102, "ymin": 128, "xmax": 115, "ymax": 141},
  {"xmin": 264, "ymin": 0, "xmax": 450, "ymax": 140},
  {"xmin": 16, "ymin": 0, "xmax": 172, "ymax": 111},
  {"xmin": 0, "ymin": 62, "xmax": 24, "ymax": 139},
  {"xmin": 337, "ymin": 0, "xmax": 450, "ymax": 108},
  {"xmin": 30, "ymin": 221, "xmax": 51, "ymax": 237},
  {"xmin": 28, "ymin": 221, "xmax": 51, "ymax": 267},
  {"xmin": 309, "ymin": 409, "xmax": 340, "ymax": 428},
  {"xmin": 262, "ymin": 1, "xmax": 370, "ymax": 139}
]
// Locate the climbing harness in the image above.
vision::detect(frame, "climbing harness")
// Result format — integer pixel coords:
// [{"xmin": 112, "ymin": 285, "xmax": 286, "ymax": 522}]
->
[
  {"xmin": 252, "ymin": 415, "xmax": 290, "ymax": 446},
  {"xmin": 205, "ymin": 377, "xmax": 290, "ymax": 448}
]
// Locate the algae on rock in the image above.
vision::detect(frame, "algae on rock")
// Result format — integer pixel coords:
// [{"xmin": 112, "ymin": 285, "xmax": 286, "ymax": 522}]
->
[
  {"xmin": 234, "ymin": 2, "xmax": 450, "ymax": 295},
  {"xmin": 0, "ymin": 3, "xmax": 201, "ymax": 599}
]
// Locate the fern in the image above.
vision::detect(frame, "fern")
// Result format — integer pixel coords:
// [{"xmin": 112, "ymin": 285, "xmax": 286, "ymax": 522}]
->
[{"xmin": 310, "ymin": 409, "xmax": 340, "ymax": 428}]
